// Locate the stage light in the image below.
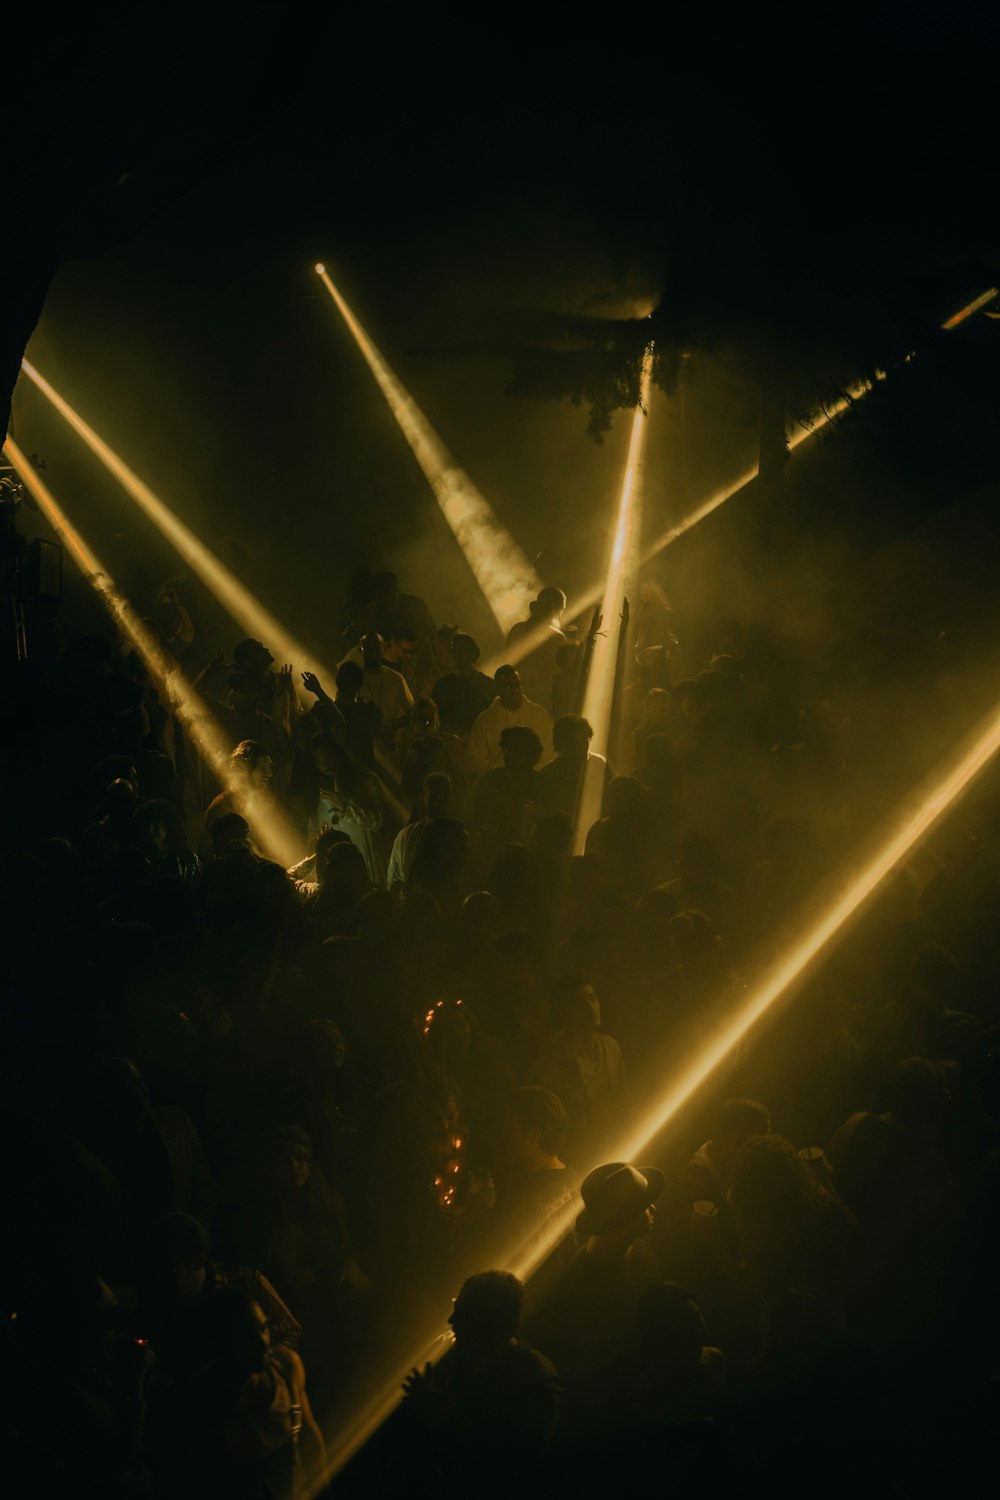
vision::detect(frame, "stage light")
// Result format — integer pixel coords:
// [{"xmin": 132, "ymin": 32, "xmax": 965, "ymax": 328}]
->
[
  {"xmin": 314, "ymin": 264, "xmax": 541, "ymax": 635},
  {"xmin": 18, "ymin": 359, "xmax": 323, "ymax": 702},
  {"xmin": 314, "ymin": 262, "xmax": 326, "ymax": 275},
  {"xmin": 3, "ymin": 438, "xmax": 304, "ymax": 868},
  {"xmin": 941, "ymin": 287, "xmax": 999, "ymax": 330},
  {"xmin": 572, "ymin": 346, "xmax": 653, "ymax": 852}
]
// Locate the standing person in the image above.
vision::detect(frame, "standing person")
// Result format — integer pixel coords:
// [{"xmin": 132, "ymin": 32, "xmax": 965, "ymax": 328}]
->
[
  {"xmin": 343, "ymin": 625, "xmax": 420, "ymax": 690},
  {"xmin": 505, "ymin": 586, "xmax": 568, "ymax": 709},
  {"xmin": 199, "ymin": 740, "xmax": 274, "ymax": 860},
  {"xmin": 340, "ymin": 632, "xmax": 413, "ymax": 741},
  {"xmin": 467, "ymin": 665, "xmax": 553, "ymax": 776},
  {"xmin": 529, "ymin": 976, "xmax": 626, "ymax": 1160},
  {"xmin": 526, "ymin": 1161, "xmax": 663, "ymax": 1436},
  {"xmin": 537, "ymin": 713, "xmax": 612, "ymax": 824},
  {"xmin": 398, "ymin": 1272, "xmax": 560, "ymax": 1489},
  {"xmin": 467, "ymin": 725, "xmax": 544, "ymax": 870},
  {"xmin": 369, "ymin": 570, "xmax": 438, "ymax": 694},
  {"xmin": 333, "ymin": 660, "xmax": 381, "ymax": 768},
  {"xmin": 431, "ymin": 632, "xmax": 496, "ymax": 739}
]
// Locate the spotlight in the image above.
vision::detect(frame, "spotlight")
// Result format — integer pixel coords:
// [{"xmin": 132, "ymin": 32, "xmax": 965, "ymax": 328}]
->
[
  {"xmin": 314, "ymin": 264, "xmax": 541, "ymax": 635},
  {"xmin": 3, "ymin": 438, "xmax": 304, "ymax": 868},
  {"xmin": 314, "ymin": 262, "xmax": 326, "ymax": 275}
]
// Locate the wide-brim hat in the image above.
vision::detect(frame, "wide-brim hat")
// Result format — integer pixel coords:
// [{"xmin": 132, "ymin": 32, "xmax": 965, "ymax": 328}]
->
[{"xmin": 576, "ymin": 1161, "xmax": 665, "ymax": 1238}]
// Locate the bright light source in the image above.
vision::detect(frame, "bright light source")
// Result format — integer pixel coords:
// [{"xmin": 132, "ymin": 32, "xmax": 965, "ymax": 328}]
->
[
  {"xmin": 940, "ymin": 287, "xmax": 999, "ymax": 330},
  {"xmin": 573, "ymin": 346, "xmax": 653, "ymax": 851},
  {"xmin": 314, "ymin": 262, "xmax": 326, "ymax": 275},
  {"xmin": 18, "ymin": 359, "xmax": 325, "ymax": 702},
  {"xmin": 3, "ymin": 438, "xmax": 304, "ymax": 868},
  {"xmin": 314, "ymin": 264, "xmax": 541, "ymax": 635}
]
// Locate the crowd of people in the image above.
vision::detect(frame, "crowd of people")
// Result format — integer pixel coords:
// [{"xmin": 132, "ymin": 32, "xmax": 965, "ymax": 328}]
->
[{"xmin": 3, "ymin": 547, "xmax": 999, "ymax": 1500}]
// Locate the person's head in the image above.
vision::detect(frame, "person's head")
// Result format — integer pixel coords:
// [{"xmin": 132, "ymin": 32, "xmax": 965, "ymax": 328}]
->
[
  {"xmin": 411, "ymin": 696, "xmax": 441, "ymax": 737},
  {"xmin": 640, "ymin": 686, "xmax": 671, "ymax": 728},
  {"xmin": 133, "ymin": 798, "xmax": 187, "ymax": 858},
  {"xmin": 383, "ymin": 625, "xmax": 418, "ymax": 667},
  {"xmin": 322, "ymin": 839, "xmax": 370, "ymax": 896},
  {"xmin": 309, "ymin": 733, "xmax": 340, "ymax": 779},
  {"xmin": 210, "ymin": 813, "xmax": 252, "ymax": 857},
  {"xmin": 232, "ymin": 638, "xmax": 274, "ymax": 675},
  {"xmin": 605, "ymin": 776, "xmax": 647, "ymax": 821},
  {"xmin": 552, "ymin": 713, "xmax": 594, "ymax": 761},
  {"xmin": 715, "ymin": 1098, "xmax": 771, "ymax": 1163},
  {"xmin": 493, "ymin": 664, "xmax": 523, "ymax": 710},
  {"xmin": 673, "ymin": 678, "xmax": 708, "ymax": 723},
  {"xmin": 505, "ymin": 1087, "xmax": 569, "ymax": 1166},
  {"xmin": 315, "ymin": 826, "xmax": 353, "ymax": 882},
  {"xmin": 530, "ymin": 586, "xmax": 567, "ymax": 625},
  {"xmin": 636, "ymin": 1283, "xmax": 707, "ymax": 1370},
  {"xmin": 500, "ymin": 724, "xmax": 543, "ymax": 771},
  {"xmin": 101, "ymin": 777, "xmax": 138, "ymax": 823},
  {"xmin": 552, "ymin": 973, "xmax": 601, "ymax": 1033},
  {"xmin": 729, "ymin": 1134, "xmax": 821, "ymax": 1231},
  {"xmin": 636, "ymin": 645, "xmax": 673, "ymax": 693},
  {"xmin": 269, "ymin": 1124, "xmax": 312, "ymax": 1191},
  {"xmin": 423, "ymin": 771, "xmax": 452, "ymax": 818},
  {"xmin": 146, "ymin": 1212, "xmax": 211, "ymax": 1302},
  {"xmin": 231, "ymin": 738, "xmax": 273, "ymax": 785},
  {"xmin": 335, "ymin": 659, "xmax": 364, "ymax": 700},
  {"xmin": 449, "ymin": 632, "xmax": 481, "ymax": 673},
  {"xmin": 298, "ymin": 1019, "xmax": 348, "ymax": 1074},
  {"xmin": 576, "ymin": 1161, "xmax": 664, "ymax": 1244},
  {"xmin": 360, "ymin": 631, "xmax": 384, "ymax": 672},
  {"xmin": 449, "ymin": 1271, "xmax": 523, "ymax": 1351}
]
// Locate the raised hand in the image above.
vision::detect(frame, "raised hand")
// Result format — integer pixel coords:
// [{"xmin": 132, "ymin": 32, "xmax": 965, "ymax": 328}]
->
[{"xmin": 301, "ymin": 670, "xmax": 324, "ymax": 698}]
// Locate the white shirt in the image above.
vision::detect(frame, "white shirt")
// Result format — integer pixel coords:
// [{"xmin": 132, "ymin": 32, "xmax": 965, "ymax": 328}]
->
[
  {"xmin": 339, "ymin": 648, "xmax": 414, "ymax": 727},
  {"xmin": 466, "ymin": 695, "xmax": 554, "ymax": 775}
]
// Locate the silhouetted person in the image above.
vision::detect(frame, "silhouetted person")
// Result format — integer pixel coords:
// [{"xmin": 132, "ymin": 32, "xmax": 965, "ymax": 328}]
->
[{"xmin": 431, "ymin": 631, "xmax": 496, "ymax": 737}]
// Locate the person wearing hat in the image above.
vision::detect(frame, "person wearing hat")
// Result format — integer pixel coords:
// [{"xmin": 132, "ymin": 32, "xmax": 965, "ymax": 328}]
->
[{"xmin": 526, "ymin": 1161, "xmax": 664, "ymax": 1435}]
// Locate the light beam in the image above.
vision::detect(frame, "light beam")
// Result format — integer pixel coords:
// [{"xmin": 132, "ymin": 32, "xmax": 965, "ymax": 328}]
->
[
  {"xmin": 314, "ymin": 264, "xmax": 541, "ymax": 635},
  {"xmin": 572, "ymin": 346, "xmax": 653, "ymax": 851},
  {"xmin": 321, "ymin": 675, "xmax": 1000, "ymax": 1488},
  {"xmin": 941, "ymin": 287, "xmax": 999, "ymax": 330},
  {"xmin": 18, "ymin": 359, "xmax": 323, "ymax": 699},
  {"xmin": 3, "ymin": 439, "xmax": 304, "ymax": 867}
]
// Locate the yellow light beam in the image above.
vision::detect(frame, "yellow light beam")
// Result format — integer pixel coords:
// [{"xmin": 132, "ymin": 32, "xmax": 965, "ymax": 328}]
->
[
  {"xmin": 941, "ymin": 287, "xmax": 999, "ymax": 330},
  {"xmin": 18, "ymin": 358, "xmax": 322, "ymax": 701},
  {"xmin": 572, "ymin": 347, "xmax": 653, "ymax": 851},
  {"xmin": 321, "ymin": 677, "xmax": 1000, "ymax": 1488},
  {"xmin": 4, "ymin": 438, "xmax": 304, "ymax": 868},
  {"xmin": 314, "ymin": 264, "xmax": 542, "ymax": 635},
  {"xmin": 496, "ymin": 284, "xmax": 978, "ymax": 680}
]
